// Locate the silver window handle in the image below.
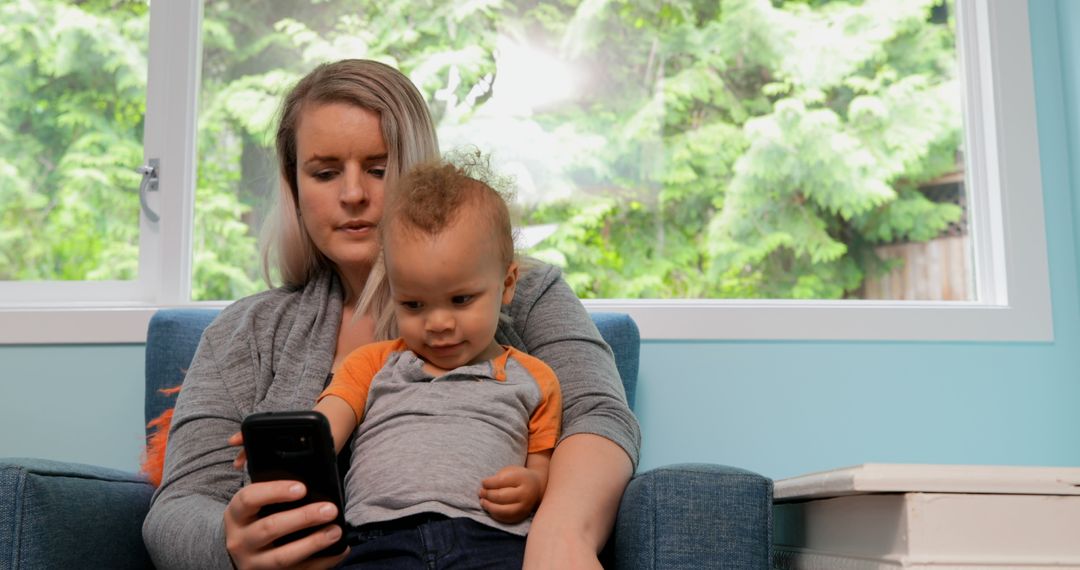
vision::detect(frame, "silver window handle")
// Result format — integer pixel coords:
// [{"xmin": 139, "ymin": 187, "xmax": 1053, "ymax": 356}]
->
[{"xmin": 137, "ymin": 158, "xmax": 160, "ymax": 223}]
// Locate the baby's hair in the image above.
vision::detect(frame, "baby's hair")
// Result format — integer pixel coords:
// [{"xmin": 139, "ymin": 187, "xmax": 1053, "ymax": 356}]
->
[
  {"xmin": 381, "ymin": 150, "xmax": 517, "ymax": 268},
  {"xmin": 359, "ymin": 150, "xmax": 518, "ymax": 340}
]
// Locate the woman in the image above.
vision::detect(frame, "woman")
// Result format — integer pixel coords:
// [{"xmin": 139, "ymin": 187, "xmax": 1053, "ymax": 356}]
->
[{"xmin": 142, "ymin": 59, "xmax": 640, "ymax": 570}]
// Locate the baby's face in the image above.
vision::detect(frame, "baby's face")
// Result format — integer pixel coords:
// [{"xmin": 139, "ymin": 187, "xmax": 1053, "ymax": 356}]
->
[{"xmin": 385, "ymin": 219, "xmax": 517, "ymax": 372}]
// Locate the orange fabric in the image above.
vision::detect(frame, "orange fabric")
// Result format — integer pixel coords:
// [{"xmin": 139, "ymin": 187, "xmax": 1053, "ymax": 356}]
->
[
  {"xmin": 326, "ymin": 340, "xmax": 561, "ymax": 454},
  {"xmin": 141, "ymin": 344, "xmax": 561, "ymax": 487},
  {"xmin": 488, "ymin": 348, "xmax": 511, "ymax": 382},
  {"xmin": 140, "ymin": 385, "xmax": 182, "ymax": 487},
  {"xmin": 319, "ymin": 339, "xmax": 407, "ymax": 423},
  {"xmin": 504, "ymin": 347, "xmax": 562, "ymax": 454}
]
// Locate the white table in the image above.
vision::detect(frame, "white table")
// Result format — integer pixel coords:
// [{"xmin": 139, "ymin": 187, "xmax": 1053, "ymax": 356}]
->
[{"xmin": 772, "ymin": 463, "xmax": 1080, "ymax": 569}]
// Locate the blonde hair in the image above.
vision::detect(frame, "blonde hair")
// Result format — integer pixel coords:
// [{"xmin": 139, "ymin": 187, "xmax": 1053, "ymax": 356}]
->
[{"xmin": 261, "ymin": 59, "xmax": 440, "ymax": 293}]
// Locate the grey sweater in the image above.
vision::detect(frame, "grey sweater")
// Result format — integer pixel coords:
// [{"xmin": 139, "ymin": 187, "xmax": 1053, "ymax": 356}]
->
[{"xmin": 142, "ymin": 263, "xmax": 640, "ymax": 569}]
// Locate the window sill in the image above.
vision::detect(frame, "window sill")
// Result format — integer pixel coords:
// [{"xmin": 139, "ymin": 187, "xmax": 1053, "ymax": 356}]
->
[
  {"xmin": 0, "ymin": 298, "xmax": 1053, "ymax": 345},
  {"xmin": 0, "ymin": 303, "xmax": 228, "ymax": 344}
]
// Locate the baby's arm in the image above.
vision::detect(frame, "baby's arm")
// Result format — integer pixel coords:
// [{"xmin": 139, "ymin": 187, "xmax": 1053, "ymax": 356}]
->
[
  {"xmin": 231, "ymin": 343, "xmax": 388, "ymax": 467},
  {"xmin": 227, "ymin": 397, "xmax": 355, "ymax": 468},
  {"xmin": 479, "ymin": 449, "xmax": 552, "ymax": 524},
  {"xmin": 313, "ymin": 395, "xmax": 358, "ymax": 454},
  {"xmin": 479, "ymin": 350, "xmax": 562, "ymax": 523},
  {"xmin": 311, "ymin": 341, "xmax": 389, "ymax": 453}
]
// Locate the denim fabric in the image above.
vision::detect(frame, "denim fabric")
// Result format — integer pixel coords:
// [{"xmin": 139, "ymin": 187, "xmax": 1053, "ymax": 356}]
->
[
  {"xmin": 339, "ymin": 516, "xmax": 525, "ymax": 569},
  {"xmin": 144, "ymin": 308, "xmax": 219, "ymax": 431},
  {"xmin": 0, "ymin": 457, "xmax": 154, "ymax": 570},
  {"xmin": 613, "ymin": 463, "xmax": 773, "ymax": 569}
]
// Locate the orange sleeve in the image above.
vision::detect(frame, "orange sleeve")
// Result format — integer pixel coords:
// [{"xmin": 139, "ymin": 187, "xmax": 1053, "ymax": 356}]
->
[
  {"xmin": 318, "ymin": 339, "xmax": 402, "ymax": 423},
  {"xmin": 510, "ymin": 349, "xmax": 562, "ymax": 453}
]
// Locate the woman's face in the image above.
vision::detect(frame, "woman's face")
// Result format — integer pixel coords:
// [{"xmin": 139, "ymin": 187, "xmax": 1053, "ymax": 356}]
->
[{"xmin": 294, "ymin": 102, "xmax": 387, "ymax": 287}]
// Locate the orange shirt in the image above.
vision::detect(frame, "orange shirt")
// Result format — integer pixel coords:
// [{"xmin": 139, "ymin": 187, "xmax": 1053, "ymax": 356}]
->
[{"xmin": 318, "ymin": 338, "xmax": 562, "ymax": 534}]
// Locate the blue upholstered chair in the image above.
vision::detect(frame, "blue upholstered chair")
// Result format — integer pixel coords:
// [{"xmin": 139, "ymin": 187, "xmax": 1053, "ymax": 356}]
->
[{"xmin": 1, "ymin": 309, "xmax": 772, "ymax": 569}]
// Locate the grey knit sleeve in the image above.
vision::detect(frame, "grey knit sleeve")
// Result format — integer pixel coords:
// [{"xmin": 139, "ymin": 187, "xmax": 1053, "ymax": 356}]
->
[
  {"xmin": 141, "ymin": 320, "xmax": 249, "ymax": 570},
  {"xmin": 142, "ymin": 276, "xmax": 341, "ymax": 569},
  {"xmin": 507, "ymin": 263, "xmax": 642, "ymax": 469}
]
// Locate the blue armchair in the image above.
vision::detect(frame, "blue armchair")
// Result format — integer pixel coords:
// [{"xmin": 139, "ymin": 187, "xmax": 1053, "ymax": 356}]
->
[{"xmin": 1, "ymin": 309, "xmax": 772, "ymax": 569}]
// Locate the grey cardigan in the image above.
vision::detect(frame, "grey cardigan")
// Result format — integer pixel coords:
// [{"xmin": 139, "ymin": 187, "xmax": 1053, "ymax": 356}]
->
[{"xmin": 142, "ymin": 263, "xmax": 641, "ymax": 569}]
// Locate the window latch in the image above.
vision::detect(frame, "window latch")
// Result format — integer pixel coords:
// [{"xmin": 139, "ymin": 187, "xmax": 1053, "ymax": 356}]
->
[{"xmin": 137, "ymin": 158, "xmax": 160, "ymax": 223}]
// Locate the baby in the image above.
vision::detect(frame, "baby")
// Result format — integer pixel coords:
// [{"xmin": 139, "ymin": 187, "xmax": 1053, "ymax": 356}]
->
[{"xmin": 315, "ymin": 158, "xmax": 561, "ymax": 566}]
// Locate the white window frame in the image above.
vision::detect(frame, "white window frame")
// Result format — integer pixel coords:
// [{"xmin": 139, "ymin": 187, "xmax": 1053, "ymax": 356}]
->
[{"xmin": 0, "ymin": 0, "xmax": 1051, "ymax": 343}]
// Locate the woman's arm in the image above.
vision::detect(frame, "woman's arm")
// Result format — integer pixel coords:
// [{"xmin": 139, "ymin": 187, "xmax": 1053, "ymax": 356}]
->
[
  {"xmin": 313, "ymin": 395, "xmax": 358, "ymax": 454},
  {"xmin": 507, "ymin": 264, "xmax": 641, "ymax": 466},
  {"xmin": 143, "ymin": 302, "xmax": 346, "ymax": 569},
  {"xmin": 507, "ymin": 264, "xmax": 642, "ymax": 566},
  {"xmin": 525, "ymin": 434, "xmax": 632, "ymax": 568},
  {"xmin": 142, "ymin": 331, "xmax": 252, "ymax": 569}
]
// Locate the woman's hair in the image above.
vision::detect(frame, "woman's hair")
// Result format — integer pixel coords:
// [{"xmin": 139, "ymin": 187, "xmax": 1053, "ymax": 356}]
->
[{"xmin": 261, "ymin": 59, "xmax": 440, "ymax": 290}]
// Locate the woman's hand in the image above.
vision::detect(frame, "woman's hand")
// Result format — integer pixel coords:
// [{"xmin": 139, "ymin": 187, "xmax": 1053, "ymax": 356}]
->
[
  {"xmin": 223, "ymin": 480, "xmax": 349, "ymax": 570},
  {"xmin": 228, "ymin": 431, "xmax": 248, "ymax": 470}
]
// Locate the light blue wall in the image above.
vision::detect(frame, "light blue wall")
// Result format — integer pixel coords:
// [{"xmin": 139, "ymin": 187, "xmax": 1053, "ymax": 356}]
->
[
  {"xmin": 0, "ymin": 344, "xmax": 146, "ymax": 471},
  {"xmin": 636, "ymin": 0, "xmax": 1080, "ymax": 479},
  {"xmin": 2, "ymin": 0, "xmax": 1078, "ymax": 479}
]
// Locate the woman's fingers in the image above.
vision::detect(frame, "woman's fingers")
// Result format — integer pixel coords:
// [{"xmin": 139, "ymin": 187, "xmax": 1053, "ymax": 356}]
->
[
  {"xmin": 248, "ymin": 522, "xmax": 348, "ymax": 569},
  {"xmin": 251, "ymin": 502, "xmax": 339, "ymax": 547},
  {"xmin": 230, "ymin": 481, "xmax": 305, "ymax": 521},
  {"xmin": 226, "ymin": 482, "xmax": 303, "ymax": 557},
  {"xmin": 229, "ymin": 432, "xmax": 248, "ymax": 470},
  {"xmin": 224, "ymin": 481, "xmax": 347, "ymax": 569}
]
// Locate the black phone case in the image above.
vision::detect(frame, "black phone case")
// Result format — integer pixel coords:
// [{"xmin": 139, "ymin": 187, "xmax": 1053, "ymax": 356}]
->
[{"xmin": 241, "ymin": 410, "xmax": 348, "ymax": 557}]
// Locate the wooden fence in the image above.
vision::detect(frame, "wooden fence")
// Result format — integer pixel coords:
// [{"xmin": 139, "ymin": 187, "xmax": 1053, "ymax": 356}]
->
[{"xmin": 861, "ymin": 235, "xmax": 972, "ymax": 301}]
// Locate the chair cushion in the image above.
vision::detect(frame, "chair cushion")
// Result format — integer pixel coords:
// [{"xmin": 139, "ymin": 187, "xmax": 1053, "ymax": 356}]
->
[
  {"xmin": 614, "ymin": 463, "xmax": 774, "ymax": 568},
  {"xmin": 0, "ymin": 458, "xmax": 154, "ymax": 569},
  {"xmin": 590, "ymin": 312, "xmax": 640, "ymax": 409},
  {"xmin": 144, "ymin": 308, "xmax": 218, "ymax": 430}
]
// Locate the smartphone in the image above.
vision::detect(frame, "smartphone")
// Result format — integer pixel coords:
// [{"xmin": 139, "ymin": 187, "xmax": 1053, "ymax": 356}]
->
[{"xmin": 241, "ymin": 410, "xmax": 348, "ymax": 557}]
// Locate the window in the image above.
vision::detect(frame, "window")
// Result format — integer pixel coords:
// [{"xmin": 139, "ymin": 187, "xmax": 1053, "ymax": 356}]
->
[
  {"xmin": 0, "ymin": 0, "xmax": 1051, "ymax": 342},
  {"xmin": 0, "ymin": 1, "xmax": 149, "ymax": 300}
]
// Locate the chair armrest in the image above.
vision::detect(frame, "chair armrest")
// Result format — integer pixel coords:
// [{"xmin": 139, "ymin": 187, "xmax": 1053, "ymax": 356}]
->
[
  {"xmin": 0, "ymin": 457, "xmax": 154, "ymax": 570},
  {"xmin": 612, "ymin": 463, "xmax": 773, "ymax": 569}
]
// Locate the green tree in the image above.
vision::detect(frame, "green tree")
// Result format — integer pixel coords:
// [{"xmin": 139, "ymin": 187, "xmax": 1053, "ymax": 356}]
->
[
  {"xmin": 0, "ymin": 0, "xmax": 146, "ymax": 280},
  {"xmin": 1, "ymin": 0, "xmax": 963, "ymax": 302},
  {"xmin": 524, "ymin": 0, "xmax": 962, "ymax": 299}
]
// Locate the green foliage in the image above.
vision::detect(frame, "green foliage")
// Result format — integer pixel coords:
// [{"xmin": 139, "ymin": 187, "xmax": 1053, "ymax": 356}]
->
[
  {"xmin": 517, "ymin": 0, "xmax": 963, "ymax": 299},
  {"xmin": 0, "ymin": 0, "xmax": 145, "ymax": 281},
  {"xmin": 2, "ymin": 0, "xmax": 964, "ymax": 300}
]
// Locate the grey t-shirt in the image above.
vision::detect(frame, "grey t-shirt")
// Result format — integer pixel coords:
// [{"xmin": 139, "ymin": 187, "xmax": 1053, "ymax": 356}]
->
[
  {"xmin": 143, "ymin": 262, "xmax": 640, "ymax": 569},
  {"xmin": 324, "ymin": 339, "xmax": 562, "ymax": 536}
]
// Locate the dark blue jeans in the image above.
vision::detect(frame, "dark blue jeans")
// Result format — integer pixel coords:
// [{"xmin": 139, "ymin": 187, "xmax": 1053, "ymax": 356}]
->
[{"xmin": 338, "ymin": 514, "xmax": 525, "ymax": 569}]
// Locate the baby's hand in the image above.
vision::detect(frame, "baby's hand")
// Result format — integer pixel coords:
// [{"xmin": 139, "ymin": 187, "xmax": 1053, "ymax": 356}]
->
[
  {"xmin": 479, "ymin": 465, "xmax": 542, "ymax": 524},
  {"xmin": 228, "ymin": 431, "xmax": 246, "ymax": 470}
]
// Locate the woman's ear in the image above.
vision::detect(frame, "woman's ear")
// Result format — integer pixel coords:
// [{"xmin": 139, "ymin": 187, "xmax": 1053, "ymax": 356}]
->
[{"xmin": 502, "ymin": 261, "xmax": 519, "ymax": 305}]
